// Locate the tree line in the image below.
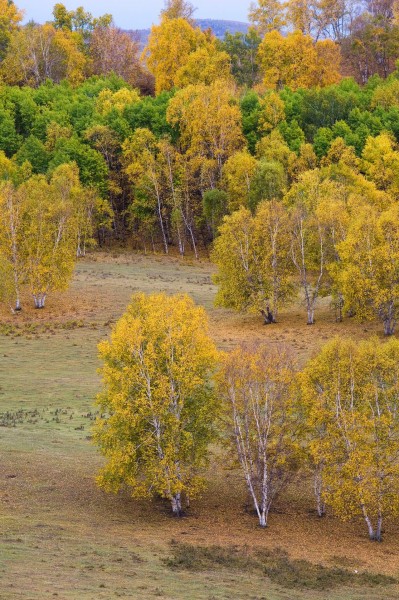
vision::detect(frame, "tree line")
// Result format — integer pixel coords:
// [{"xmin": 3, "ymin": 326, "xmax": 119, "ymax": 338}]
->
[
  {"xmin": 95, "ymin": 291, "xmax": 399, "ymax": 543},
  {"xmin": 212, "ymin": 133, "xmax": 399, "ymax": 335},
  {"xmin": 0, "ymin": 155, "xmax": 111, "ymax": 310},
  {"xmin": 2, "ymin": 0, "xmax": 399, "ymax": 327}
]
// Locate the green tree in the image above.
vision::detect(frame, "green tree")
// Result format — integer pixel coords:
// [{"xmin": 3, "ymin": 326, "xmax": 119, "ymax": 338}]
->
[
  {"xmin": 249, "ymin": 159, "xmax": 287, "ymax": 208},
  {"xmin": 52, "ymin": 3, "xmax": 112, "ymax": 44},
  {"xmin": 222, "ymin": 29, "xmax": 261, "ymax": 88},
  {"xmin": 94, "ymin": 292, "xmax": 218, "ymax": 516},
  {"xmin": 202, "ymin": 188, "xmax": 228, "ymax": 239}
]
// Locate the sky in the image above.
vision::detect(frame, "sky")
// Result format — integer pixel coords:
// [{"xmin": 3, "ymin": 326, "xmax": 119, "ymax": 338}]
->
[{"xmin": 19, "ymin": 0, "xmax": 250, "ymax": 29}]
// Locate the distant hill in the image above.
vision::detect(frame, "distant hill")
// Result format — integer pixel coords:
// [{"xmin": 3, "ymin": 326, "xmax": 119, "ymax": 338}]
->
[{"xmin": 128, "ymin": 19, "xmax": 250, "ymax": 50}]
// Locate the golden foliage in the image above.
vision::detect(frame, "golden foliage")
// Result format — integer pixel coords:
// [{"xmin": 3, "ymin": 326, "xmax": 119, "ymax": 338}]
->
[
  {"xmin": 257, "ymin": 30, "xmax": 341, "ymax": 90},
  {"xmin": 300, "ymin": 336, "xmax": 399, "ymax": 540},
  {"xmin": 94, "ymin": 292, "xmax": 218, "ymax": 514}
]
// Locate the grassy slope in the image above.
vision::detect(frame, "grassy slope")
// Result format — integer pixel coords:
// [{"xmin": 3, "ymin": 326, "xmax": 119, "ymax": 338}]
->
[{"xmin": 1, "ymin": 252, "xmax": 399, "ymax": 600}]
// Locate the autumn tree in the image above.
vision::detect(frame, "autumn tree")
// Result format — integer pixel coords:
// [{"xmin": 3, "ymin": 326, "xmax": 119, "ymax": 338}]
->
[
  {"xmin": 167, "ymin": 80, "xmax": 244, "ymax": 180},
  {"xmin": 0, "ymin": 153, "xmax": 30, "ymax": 311},
  {"xmin": 123, "ymin": 128, "xmax": 171, "ymax": 254},
  {"xmin": 0, "ymin": 163, "xmax": 89, "ymax": 311},
  {"xmin": 0, "ymin": 0, "xmax": 23, "ymax": 60},
  {"xmin": 222, "ymin": 150, "xmax": 258, "ymax": 212},
  {"xmin": 89, "ymin": 26, "xmax": 143, "ymax": 88},
  {"xmin": 341, "ymin": 0, "xmax": 399, "ymax": 82},
  {"xmin": 94, "ymin": 292, "xmax": 218, "ymax": 516},
  {"xmin": 285, "ymin": 0, "xmax": 354, "ymax": 41},
  {"xmin": 285, "ymin": 169, "xmax": 344, "ymax": 324},
  {"xmin": 0, "ymin": 181, "xmax": 24, "ymax": 311},
  {"xmin": 1, "ymin": 23, "xmax": 86, "ymax": 86},
  {"xmin": 217, "ymin": 343, "xmax": 300, "ymax": 527},
  {"xmin": 258, "ymin": 91, "xmax": 285, "ymax": 134},
  {"xmin": 257, "ymin": 30, "xmax": 341, "ymax": 90},
  {"xmin": 143, "ymin": 17, "xmax": 205, "ymax": 93},
  {"xmin": 248, "ymin": 0, "xmax": 286, "ymax": 34},
  {"xmin": 95, "ymin": 87, "xmax": 140, "ymax": 116},
  {"xmin": 160, "ymin": 0, "xmax": 196, "ymax": 22},
  {"xmin": 19, "ymin": 164, "xmax": 94, "ymax": 308},
  {"xmin": 334, "ymin": 202, "xmax": 399, "ymax": 335},
  {"xmin": 300, "ymin": 337, "xmax": 399, "ymax": 541},
  {"xmin": 212, "ymin": 201, "xmax": 294, "ymax": 319},
  {"xmin": 52, "ymin": 3, "xmax": 112, "ymax": 44},
  {"xmin": 174, "ymin": 40, "xmax": 232, "ymax": 87},
  {"xmin": 361, "ymin": 133, "xmax": 399, "ymax": 199}
]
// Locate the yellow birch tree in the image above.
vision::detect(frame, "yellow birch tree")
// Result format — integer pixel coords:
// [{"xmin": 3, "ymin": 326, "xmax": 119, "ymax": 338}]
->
[
  {"xmin": 300, "ymin": 337, "xmax": 399, "ymax": 541},
  {"xmin": 217, "ymin": 343, "xmax": 300, "ymax": 527},
  {"xmin": 94, "ymin": 292, "xmax": 218, "ymax": 516}
]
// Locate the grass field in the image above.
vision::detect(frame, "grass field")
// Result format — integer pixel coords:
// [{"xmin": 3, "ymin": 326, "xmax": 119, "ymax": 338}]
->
[{"xmin": 1, "ymin": 252, "xmax": 399, "ymax": 600}]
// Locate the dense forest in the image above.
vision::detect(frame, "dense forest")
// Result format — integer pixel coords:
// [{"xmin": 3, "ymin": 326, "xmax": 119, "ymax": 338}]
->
[{"xmin": 1, "ymin": 0, "xmax": 399, "ymax": 328}]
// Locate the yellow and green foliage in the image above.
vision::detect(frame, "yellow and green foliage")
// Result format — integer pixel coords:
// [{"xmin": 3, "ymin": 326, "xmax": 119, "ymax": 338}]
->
[
  {"xmin": 334, "ymin": 203, "xmax": 399, "ymax": 335},
  {"xmin": 94, "ymin": 292, "xmax": 218, "ymax": 516},
  {"xmin": 211, "ymin": 201, "xmax": 294, "ymax": 318},
  {"xmin": 300, "ymin": 337, "xmax": 399, "ymax": 541},
  {"xmin": 167, "ymin": 80, "xmax": 244, "ymax": 172}
]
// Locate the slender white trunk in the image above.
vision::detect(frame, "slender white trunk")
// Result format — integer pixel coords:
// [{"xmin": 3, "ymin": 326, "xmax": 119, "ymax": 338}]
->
[
  {"xmin": 314, "ymin": 469, "xmax": 325, "ymax": 517},
  {"xmin": 171, "ymin": 493, "xmax": 182, "ymax": 517},
  {"xmin": 259, "ymin": 509, "xmax": 267, "ymax": 528},
  {"xmin": 307, "ymin": 304, "xmax": 315, "ymax": 325},
  {"xmin": 361, "ymin": 503, "xmax": 381, "ymax": 541},
  {"xmin": 376, "ymin": 514, "xmax": 383, "ymax": 542},
  {"xmin": 33, "ymin": 293, "xmax": 46, "ymax": 309},
  {"xmin": 15, "ymin": 295, "xmax": 22, "ymax": 312}
]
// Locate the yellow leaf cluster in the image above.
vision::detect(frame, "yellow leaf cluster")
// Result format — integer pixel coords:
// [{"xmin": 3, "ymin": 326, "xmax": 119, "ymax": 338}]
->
[{"xmin": 257, "ymin": 30, "xmax": 341, "ymax": 90}]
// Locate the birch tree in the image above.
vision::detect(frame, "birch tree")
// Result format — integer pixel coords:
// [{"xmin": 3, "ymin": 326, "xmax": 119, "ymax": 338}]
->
[
  {"xmin": 212, "ymin": 202, "xmax": 294, "ymax": 320},
  {"xmin": 166, "ymin": 80, "xmax": 244, "ymax": 182},
  {"xmin": 19, "ymin": 165, "xmax": 80, "ymax": 308},
  {"xmin": 300, "ymin": 337, "xmax": 399, "ymax": 541},
  {"xmin": 285, "ymin": 169, "xmax": 341, "ymax": 324},
  {"xmin": 217, "ymin": 343, "xmax": 300, "ymax": 527},
  {"xmin": 94, "ymin": 293, "xmax": 218, "ymax": 516},
  {"xmin": 335, "ymin": 202, "xmax": 399, "ymax": 335},
  {"xmin": 123, "ymin": 128, "xmax": 170, "ymax": 254},
  {"xmin": 0, "ymin": 181, "xmax": 25, "ymax": 311}
]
